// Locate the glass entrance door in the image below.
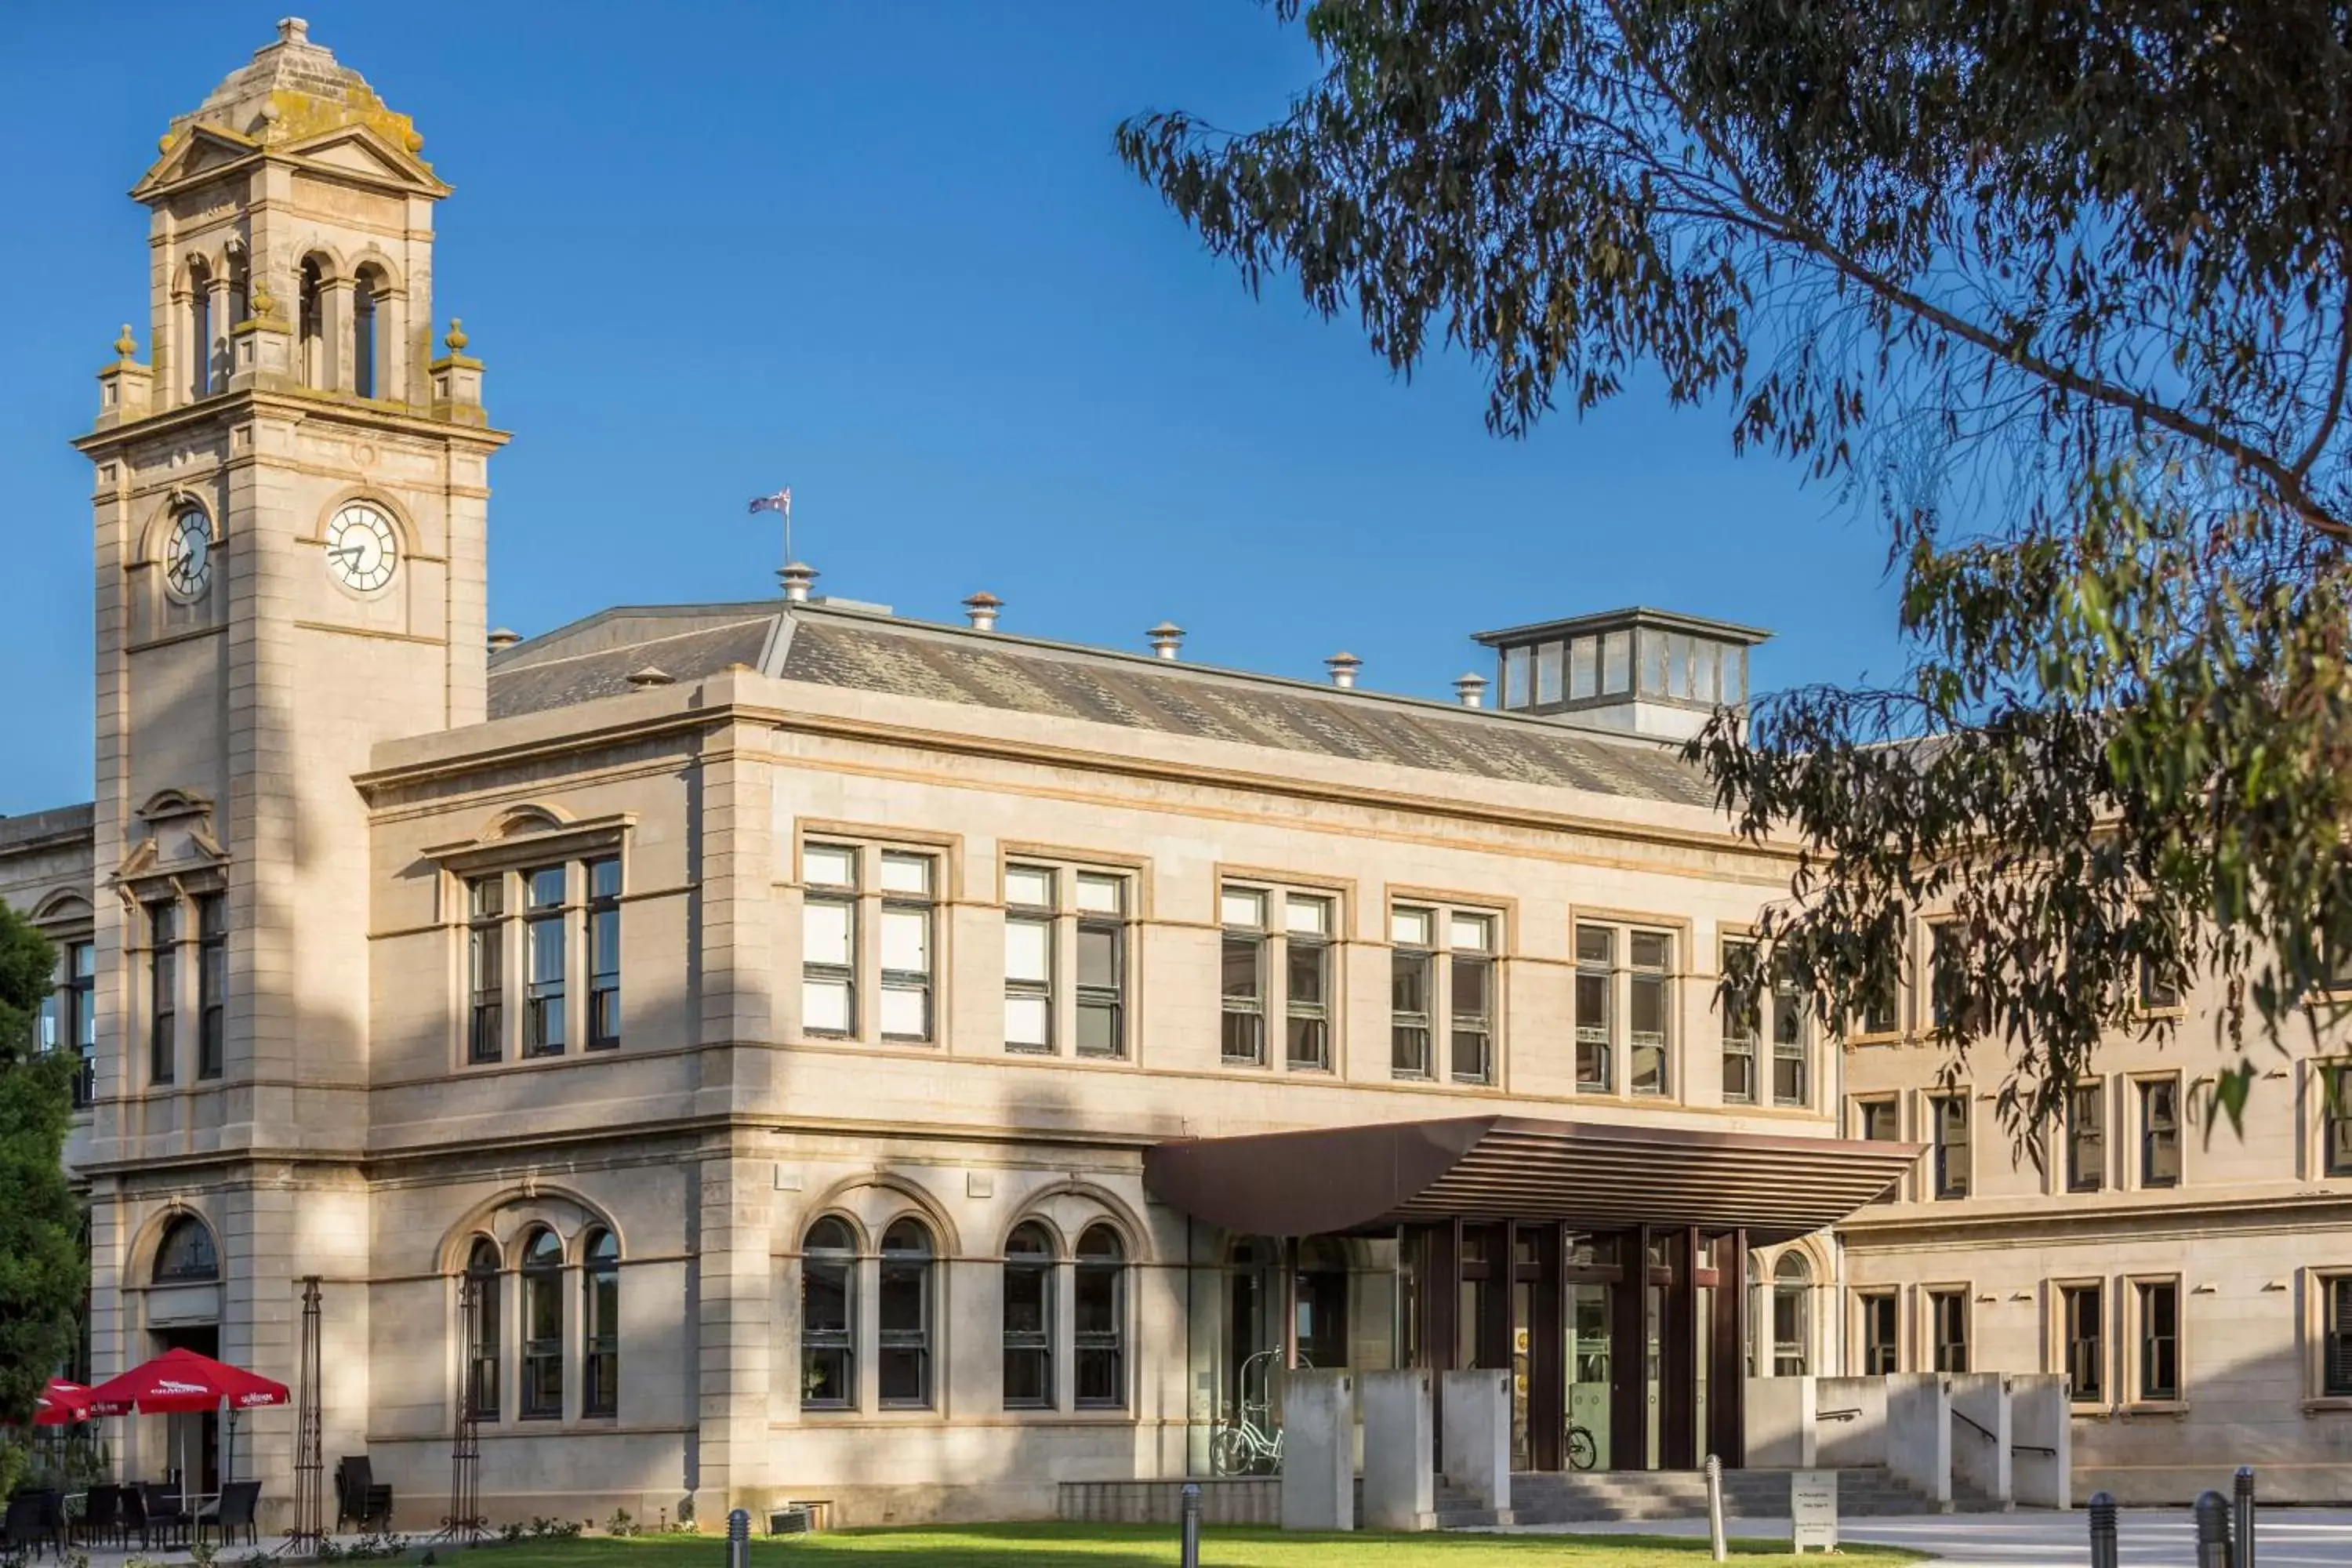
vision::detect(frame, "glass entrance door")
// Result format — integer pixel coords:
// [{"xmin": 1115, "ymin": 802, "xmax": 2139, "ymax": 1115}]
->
[{"xmin": 1565, "ymin": 1282, "xmax": 1611, "ymax": 1469}]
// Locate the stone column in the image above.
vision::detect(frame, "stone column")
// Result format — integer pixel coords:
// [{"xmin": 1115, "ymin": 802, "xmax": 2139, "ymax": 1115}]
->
[
  {"xmin": 1360, "ymin": 1368, "xmax": 1434, "ymax": 1530},
  {"xmin": 1278, "ymin": 1369, "xmax": 1354, "ymax": 1531},
  {"xmin": 205, "ymin": 273, "xmax": 233, "ymax": 395},
  {"xmin": 1439, "ymin": 1368, "xmax": 1511, "ymax": 1513}
]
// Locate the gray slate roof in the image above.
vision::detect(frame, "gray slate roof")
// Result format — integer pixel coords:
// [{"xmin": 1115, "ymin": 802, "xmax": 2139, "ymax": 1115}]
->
[{"xmin": 488, "ymin": 602, "xmax": 1720, "ymax": 807}]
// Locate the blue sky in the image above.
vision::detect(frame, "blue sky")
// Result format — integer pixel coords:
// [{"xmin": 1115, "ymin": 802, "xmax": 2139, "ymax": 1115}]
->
[{"xmin": 0, "ymin": 2, "xmax": 1905, "ymax": 814}]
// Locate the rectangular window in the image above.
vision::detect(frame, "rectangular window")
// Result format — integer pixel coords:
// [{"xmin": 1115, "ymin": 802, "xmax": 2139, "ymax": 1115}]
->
[
  {"xmin": 148, "ymin": 900, "xmax": 177, "ymax": 1085},
  {"xmin": 1074, "ymin": 1249, "xmax": 1127, "ymax": 1409},
  {"xmin": 1221, "ymin": 887, "xmax": 1268, "ymax": 1065},
  {"xmin": 1932, "ymin": 1094, "xmax": 1971, "ymax": 1200},
  {"xmin": 1601, "ymin": 630, "xmax": 1632, "ymax": 694},
  {"xmin": 196, "ymin": 893, "xmax": 226, "ymax": 1080},
  {"xmin": 2136, "ymin": 1280, "xmax": 2179, "ymax": 1402},
  {"xmin": 2140, "ymin": 955, "xmax": 2182, "ymax": 1011},
  {"xmin": 1534, "ymin": 641, "xmax": 1563, "ymax": 705},
  {"xmin": 1576, "ymin": 924, "xmax": 1613, "ymax": 1092},
  {"xmin": 1857, "ymin": 950, "xmax": 1900, "ymax": 1037},
  {"xmin": 877, "ymin": 1245, "xmax": 933, "ymax": 1408},
  {"xmin": 586, "ymin": 856, "xmax": 621, "ymax": 1050},
  {"xmin": 879, "ymin": 852, "xmax": 935, "ymax": 1042},
  {"xmin": 800, "ymin": 1246, "xmax": 854, "ymax": 1410},
  {"xmin": 1450, "ymin": 913, "xmax": 1495, "ymax": 1084},
  {"xmin": 1002, "ymin": 1251, "xmax": 1053, "ymax": 1410},
  {"xmin": 2325, "ymin": 1065, "xmax": 2352, "ymax": 1178},
  {"xmin": 1568, "ymin": 637, "xmax": 1597, "ymax": 699},
  {"xmin": 1721, "ymin": 942, "xmax": 1758, "ymax": 1105},
  {"xmin": 1004, "ymin": 866, "xmax": 1055, "ymax": 1054},
  {"xmin": 523, "ymin": 866, "xmax": 567, "ymax": 1057},
  {"xmin": 1628, "ymin": 931, "xmax": 1671, "ymax": 1095},
  {"xmin": 1856, "ymin": 1097, "xmax": 1900, "ymax": 1202},
  {"xmin": 1860, "ymin": 1292, "xmax": 1900, "ymax": 1375},
  {"xmin": 2067, "ymin": 1082, "xmax": 2106, "ymax": 1192},
  {"xmin": 1502, "ymin": 646, "xmax": 1530, "ymax": 709},
  {"xmin": 66, "ymin": 941, "xmax": 95, "ymax": 1108},
  {"xmin": 2326, "ymin": 1277, "xmax": 2352, "ymax": 1398},
  {"xmin": 1391, "ymin": 906, "xmax": 1434, "ymax": 1077},
  {"xmin": 1285, "ymin": 895, "xmax": 1332, "ymax": 1071},
  {"xmin": 1769, "ymin": 961, "xmax": 1807, "ymax": 1106},
  {"xmin": 1930, "ymin": 1288, "xmax": 1969, "ymax": 1374},
  {"xmin": 2062, "ymin": 1283, "xmax": 2103, "ymax": 1403},
  {"xmin": 467, "ymin": 875, "xmax": 504, "ymax": 1064},
  {"xmin": 2140, "ymin": 1078, "xmax": 2181, "ymax": 1189},
  {"xmin": 801, "ymin": 844, "xmax": 858, "ymax": 1036},
  {"xmin": 1929, "ymin": 923, "xmax": 1974, "ymax": 1033},
  {"xmin": 1075, "ymin": 873, "xmax": 1127, "ymax": 1058}
]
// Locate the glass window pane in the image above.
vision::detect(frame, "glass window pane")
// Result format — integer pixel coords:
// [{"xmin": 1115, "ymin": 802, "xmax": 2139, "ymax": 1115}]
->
[
  {"xmin": 1287, "ymin": 942, "xmax": 1327, "ymax": 1007},
  {"xmin": 1535, "ymin": 641, "xmax": 1563, "ymax": 704},
  {"xmin": 804, "ymin": 844, "xmax": 856, "ymax": 887},
  {"xmin": 1285, "ymin": 895, "xmax": 1331, "ymax": 937},
  {"xmin": 880, "ymin": 852, "xmax": 931, "ymax": 895},
  {"xmin": 1005, "ymin": 994, "xmax": 1051, "ymax": 1048},
  {"xmin": 1221, "ymin": 889, "xmax": 1265, "ymax": 929},
  {"xmin": 1450, "ymin": 913, "xmax": 1493, "ymax": 953},
  {"xmin": 1076, "ymin": 924, "xmax": 1118, "ymax": 989},
  {"xmin": 1004, "ymin": 919, "xmax": 1051, "ymax": 983},
  {"xmin": 1693, "ymin": 644, "xmax": 1719, "ymax": 703},
  {"xmin": 526, "ymin": 866, "xmax": 564, "ymax": 908},
  {"xmin": 590, "ymin": 856, "xmax": 621, "ymax": 900},
  {"xmin": 1392, "ymin": 907, "xmax": 1432, "ymax": 947},
  {"xmin": 1577, "ymin": 925, "xmax": 1613, "ymax": 966},
  {"xmin": 880, "ymin": 987, "xmax": 929, "ymax": 1040},
  {"xmin": 1392, "ymin": 949, "xmax": 1430, "ymax": 1014},
  {"xmin": 880, "ymin": 907, "xmax": 930, "ymax": 973},
  {"xmin": 1078, "ymin": 999, "xmax": 1120, "ymax": 1057},
  {"xmin": 1602, "ymin": 630, "xmax": 1631, "ymax": 694},
  {"xmin": 1631, "ymin": 931, "xmax": 1671, "ymax": 971},
  {"xmin": 1075, "ymin": 873, "xmax": 1123, "ymax": 915},
  {"xmin": 1503, "ymin": 645, "xmax": 1530, "ymax": 708},
  {"xmin": 804, "ymin": 978, "xmax": 851, "ymax": 1033},
  {"xmin": 1570, "ymin": 637, "xmax": 1597, "ymax": 699},
  {"xmin": 1629, "ymin": 973, "xmax": 1666, "ymax": 1037},
  {"xmin": 1006, "ymin": 866, "xmax": 1054, "ymax": 908},
  {"xmin": 803, "ymin": 900, "xmax": 852, "ymax": 967}
]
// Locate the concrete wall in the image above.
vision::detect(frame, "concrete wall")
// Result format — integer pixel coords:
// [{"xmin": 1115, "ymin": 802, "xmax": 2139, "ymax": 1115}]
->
[
  {"xmin": 2011, "ymin": 1374, "xmax": 2071, "ymax": 1510},
  {"xmin": 1745, "ymin": 1374, "xmax": 1817, "ymax": 1468},
  {"xmin": 1815, "ymin": 1375, "xmax": 1889, "ymax": 1469},
  {"xmin": 1948, "ymin": 1373, "xmax": 2012, "ymax": 1506},
  {"xmin": 1885, "ymin": 1374, "xmax": 1952, "ymax": 1508}
]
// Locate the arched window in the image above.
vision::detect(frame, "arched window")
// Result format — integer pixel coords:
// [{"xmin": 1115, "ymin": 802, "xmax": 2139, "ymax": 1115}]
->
[
  {"xmin": 878, "ymin": 1218, "xmax": 935, "ymax": 1408},
  {"xmin": 583, "ymin": 1229, "xmax": 619, "ymax": 1418},
  {"xmin": 298, "ymin": 257, "xmax": 325, "ymax": 388},
  {"xmin": 800, "ymin": 1218, "xmax": 855, "ymax": 1410},
  {"xmin": 352, "ymin": 266, "xmax": 383, "ymax": 399},
  {"xmin": 1002, "ymin": 1222, "xmax": 1054, "ymax": 1410},
  {"xmin": 1075, "ymin": 1225, "xmax": 1127, "ymax": 1409},
  {"xmin": 519, "ymin": 1228, "xmax": 564, "ymax": 1419},
  {"xmin": 1772, "ymin": 1252, "xmax": 1811, "ymax": 1377},
  {"xmin": 464, "ymin": 1237, "xmax": 500, "ymax": 1421},
  {"xmin": 186, "ymin": 257, "xmax": 214, "ymax": 400},
  {"xmin": 153, "ymin": 1215, "xmax": 220, "ymax": 1283}
]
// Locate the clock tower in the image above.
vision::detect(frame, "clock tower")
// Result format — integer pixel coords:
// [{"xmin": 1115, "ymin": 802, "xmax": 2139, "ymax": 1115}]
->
[{"xmin": 71, "ymin": 17, "xmax": 506, "ymax": 1481}]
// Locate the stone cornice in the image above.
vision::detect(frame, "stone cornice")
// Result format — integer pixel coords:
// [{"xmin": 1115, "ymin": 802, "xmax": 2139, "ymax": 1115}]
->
[{"xmin": 74, "ymin": 387, "xmax": 510, "ymax": 457}]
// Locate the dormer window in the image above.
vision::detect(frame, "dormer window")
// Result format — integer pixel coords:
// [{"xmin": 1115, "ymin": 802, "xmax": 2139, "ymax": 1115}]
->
[{"xmin": 1473, "ymin": 608, "xmax": 1766, "ymax": 740}]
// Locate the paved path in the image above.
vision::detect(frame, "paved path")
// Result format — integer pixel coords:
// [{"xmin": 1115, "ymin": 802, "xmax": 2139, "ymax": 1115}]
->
[{"xmin": 1504, "ymin": 1508, "xmax": 2352, "ymax": 1564}]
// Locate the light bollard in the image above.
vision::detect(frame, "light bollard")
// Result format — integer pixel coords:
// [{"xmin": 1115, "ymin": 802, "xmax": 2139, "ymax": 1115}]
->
[
  {"xmin": 726, "ymin": 1506, "xmax": 750, "ymax": 1568},
  {"xmin": 1179, "ymin": 1482, "xmax": 1201, "ymax": 1568},
  {"xmin": 2194, "ymin": 1489, "xmax": 2234, "ymax": 1568},
  {"xmin": 2087, "ymin": 1490, "xmax": 2118, "ymax": 1568},
  {"xmin": 1702, "ymin": 1454, "xmax": 1727, "ymax": 1563},
  {"xmin": 2235, "ymin": 1465, "xmax": 2257, "ymax": 1568}
]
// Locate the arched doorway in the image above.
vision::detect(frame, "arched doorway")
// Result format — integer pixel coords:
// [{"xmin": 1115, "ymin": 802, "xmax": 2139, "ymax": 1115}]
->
[{"xmin": 147, "ymin": 1214, "xmax": 223, "ymax": 1491}]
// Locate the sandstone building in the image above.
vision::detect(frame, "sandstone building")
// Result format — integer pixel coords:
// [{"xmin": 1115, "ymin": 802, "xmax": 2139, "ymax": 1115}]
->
[{"xmin": 5, "ymin": 20, "xmax": 2346, "ymax": 1527}]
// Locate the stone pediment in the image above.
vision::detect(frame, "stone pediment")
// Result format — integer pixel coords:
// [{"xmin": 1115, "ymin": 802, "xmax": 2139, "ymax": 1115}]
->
[
  {"xmin": 133, "ymin": 125, "xmax": 262, "ymax": 198},
  {"xmin": 278, "ymin": 123, "xmax": 448, "ymax": 196},
  {"xmin": 111, "ymin": 789, "xmax": 229, "ymax": 900}
]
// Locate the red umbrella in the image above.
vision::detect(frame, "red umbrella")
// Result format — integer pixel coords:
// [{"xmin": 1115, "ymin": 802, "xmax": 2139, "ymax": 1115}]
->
[
  {"xmin": 86, "ymin": 1348, "xmax": 289, "ymax": 1416},
  {"xmin": 31, "ymin": 1378, "xmax": 92, "ymax": 1426}
]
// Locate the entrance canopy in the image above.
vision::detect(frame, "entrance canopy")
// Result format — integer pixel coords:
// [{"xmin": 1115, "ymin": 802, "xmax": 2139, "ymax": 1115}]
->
[{"xmin": 1144, "ymin": 1115, "xmax": 1922, "ymax": 1244}]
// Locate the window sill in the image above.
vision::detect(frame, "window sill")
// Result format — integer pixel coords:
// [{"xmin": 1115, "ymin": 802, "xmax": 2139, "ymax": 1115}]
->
[{"xmin": 2120, "ymin": 1400, "xmax": 2188, "ymax": 1419}]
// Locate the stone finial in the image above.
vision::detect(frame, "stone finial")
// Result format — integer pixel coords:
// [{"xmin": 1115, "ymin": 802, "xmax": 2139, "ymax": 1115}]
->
[
  {"xmin": 1454, "ymin": 671, "xmax": 1489, "ymax": 709},
  {"xmin": 1148, "ymin": 621, "xmax": 1185, "ymax": 660},
  {"xmin": 158, "ymin": 132, "xmax": 175, "ymax": 154},
  {"xmin": 961, "ymin": 591, "xmax": 1003, "ymax": 631},
  {"xmin": 625, "ymin": 665, "xmax": 675, "ymax": 689},
  {"xmin": 779, "ymin": 562, "xmax": 818, "ymax": 604},
  {"xmin": 249, "ymin": 277, "xmax": 278, "ymax": 319},
  {"xmin": 278, "ymin": 16, "xmax": 310, "ymax": 45},
  {"xmin": 445, "ymin": 318, "xmax": 469, "ymax": 355},
  {"xmin": 113, "ymin": 325, "xmax": 137, "ymax": 360},
  {"xmin": 1325, "ymin": 651, "xmax": 1363, "ymax": 689}
]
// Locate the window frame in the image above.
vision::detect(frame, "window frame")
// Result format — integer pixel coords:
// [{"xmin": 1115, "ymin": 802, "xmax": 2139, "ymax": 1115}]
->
[
  {"xmin": 1577, "ymin": 913, "xmax": 1682, "ymax": 1098},
  {"xmin": 1851, "ymin": 1096, "xmax": 1903, "ymax": 1202},
  {"xmin": 2054, "ymin": 1279, "xmax": 2106, "ymax": 1409},
  {"xmin": 463, "ymin": 1237, "xmax": 501, "ymax": 1424},
  {"xmin": 2066, "ymin": 1080, "xmax": 2107, "ymax": 1193},
  {"xmin": 466, "ymin": 873, "xmax": 506, "ymax": 1065},
  {"xmin": 1219, "ymin": 877, "xmax": 1350, "ymax": 1073},
  {"xmin": 1388, "ymin": 896, "xmax": 1507, "ymax": 1086},
  {"xmin": 521, "ymin": 865, "xmax": 568, "ymax": 1058},
  {"xmin": 1000, "ymin": 859, "xmax": 1137, "ymax": 1059},
  {"xmin": 585, "ymin": 855, "xmax": 622, "ymax": 1051},
  {"xmin": 39, "ymin": 936, "xmax": 97, "ymax": 1109},
  {"xmin": 2314, "ymin": 1272, "xmax": 2352, "ymax": 1403},
  {"xmin": 1929, "ymin": 1091, "xmax": 1973, "ymax": 1200},
  {"xmin": 877, "ymin": 852, "xmax": 938, "ymax": 1044},
  {"xmin": 795, "ymin": 834, "xmax": 955, "ymax": 1048},
  {"xmin": 437, "ymin": 826, "xmax": 632, "ymax": 1070},
  {"xmin": 582, "ymin": 1228, "xmax": 619, "ymax": 1419},
  {"xmin": 1926, "ymin": 1284, "xmax": 1971, "ymax": 1374},
  {"xmin": 1073, "ymin": 1224, "xmax": 1128, "ymax": 1410},
  {"xmin": 517, "ymin": 1227, "xmax": 565, "ymax": 1421},
  {"xmin": 799, "ymin": 1217, "xmax": 858, "ymax": 1412},
  {"xmin": 877, "ymin": 1217, "xmax": 937, "ymax": 1410},
  {"xmin": 2136, "ymin": 1074, "xmax": 2183, "ymax": 1190},
  {"xmin": 147, "ymin": 898, "xmax": 179, "ymax": 1086},
  {"xmin": 2318, "ymin": 1062, "xmax": 2352, "ymax": 1179},
  {"xmin": 2126, "ymin": 1275, "xmax": 2183, "ymax": 1407},
  {"xmin": 195, "ymin": 892, "xmax": 227, "ymax": 1080},
  {"xmin": 1001, "ymin": 1221, "xmax": 1056, "ymax": 1410},
  {"xmin": 1856, "ymin": 1288, "xmax": 1901, "ymax": 1375}
]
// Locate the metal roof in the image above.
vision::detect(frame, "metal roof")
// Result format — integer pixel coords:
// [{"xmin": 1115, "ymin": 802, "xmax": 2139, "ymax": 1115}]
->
[{"xmin": 1142, "ymin": 1116, "xmax": 1922, "ymax": 1244}]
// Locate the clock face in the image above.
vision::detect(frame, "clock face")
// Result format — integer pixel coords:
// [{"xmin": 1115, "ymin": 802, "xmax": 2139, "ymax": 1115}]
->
[
  {"xmin": 324, "ymin": 502, "xmax": 399, "ymax": 593},
  {"xmin": 163, "ymin": 508, "xmax": 212, "ymax": 601}
]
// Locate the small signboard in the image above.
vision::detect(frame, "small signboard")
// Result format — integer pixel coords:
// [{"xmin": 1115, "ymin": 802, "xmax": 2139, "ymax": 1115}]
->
[{"xmin": 1790, "ymin": 1469, "xmax": 1838, "ymax": 1554}]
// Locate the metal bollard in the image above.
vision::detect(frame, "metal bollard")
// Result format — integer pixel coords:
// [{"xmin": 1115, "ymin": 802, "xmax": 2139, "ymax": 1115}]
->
[
  {"xmin": 2087, "ymin": 1490, "xmax": 2118, "ymax": 1568},
  {"xmin": 1179, "ymin": 1483, "xmax": 1200, "ymax": 1568},
  {"xmin": 2235, "ymin": 1465, "xmax": 2257, "ymax": 1568},
  {"xmin": 726, "ymin": 1506, "xmax": 750, "ymax": 1568},
  {"xmin": 1703, "ymin": 1454, "xmax": 1727, "ymax": 1563},
  {"xmin": 2194, "ymin": 1489, "xmax": 2233, "ymax": 1568}
]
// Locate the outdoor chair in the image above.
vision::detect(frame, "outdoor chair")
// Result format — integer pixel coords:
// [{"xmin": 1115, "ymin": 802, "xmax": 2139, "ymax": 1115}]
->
[
  {"xmin": 202, "ymin": 1480, "xmax": 260, "ymax": 1548},
  {"xmin": 334, "ymin": 1456, "xmax": 393, "ymax": 1532},
  {"xmin": 1, "ymin": 1493, "xmax": 49, "ymax": 1563},
  {"xmin": 136, "ymin": 1483, "xmax": 187, "ymax": 1552},
  {"xmin": 74, "ymin": 1484, "xmax": 122, "ymax": 1550}
]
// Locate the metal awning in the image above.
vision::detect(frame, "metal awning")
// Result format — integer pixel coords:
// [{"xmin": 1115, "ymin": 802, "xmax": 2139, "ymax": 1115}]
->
[{"xmin": 1143, "ymin": 1115, "xmax": 1924, "ymax": 1245}]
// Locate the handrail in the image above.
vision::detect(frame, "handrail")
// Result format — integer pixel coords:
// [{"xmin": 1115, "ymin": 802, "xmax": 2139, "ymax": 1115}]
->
[
  {"xmin": 2012, "ymin": 1443, "xmax": 2059, "ymax": 1457},
  {"xmin": 1817, "ymin": 1406, "xmax": 1863, "ymax": 1423},
  {"xmin": 1952, "ymin": 1408, "xmax": 1997, "ymax": 1443}
]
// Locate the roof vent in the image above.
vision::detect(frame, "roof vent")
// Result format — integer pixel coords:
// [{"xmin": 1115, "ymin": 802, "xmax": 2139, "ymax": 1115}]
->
[
  {"xmin": 962, "ymin": 591, "xmax": 1002, "ymax": 631},
  {"xmin": 1472, "ymin": 606, "xmax": 1771, "ymax": 739},
  {"xmin": 1453, "ymin": 672, "xmax": 1488, "ymax": 709},
  {"xmin": 778, "ymin": 562, "xmax": 817, "ymax": 604},
  {"xmin": 1148, "ymin": 621, "xmax": 1184, "ymax": 660},
  {"xmin": 625, "ymin": 665, "xmax": 674, "ymax": 689},
  {"xmin": 486, "ymin": 627, "xmax": 521, "ymax": 652},
  {"xmin": 1325, "ymin": 652, "xmax": 1362, "ymax": 689}
]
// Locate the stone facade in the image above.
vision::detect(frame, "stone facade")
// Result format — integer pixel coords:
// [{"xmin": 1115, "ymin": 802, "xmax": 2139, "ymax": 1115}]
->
[{"xmin": 5, "ymin": 19, "xmax": 2347, "ymax": 1531}]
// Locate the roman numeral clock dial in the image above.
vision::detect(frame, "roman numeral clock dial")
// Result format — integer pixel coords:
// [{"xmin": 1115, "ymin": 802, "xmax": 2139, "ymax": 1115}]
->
[{"xmin": 324, "ymin": 502, "xmax": 399, "ymax": 593}]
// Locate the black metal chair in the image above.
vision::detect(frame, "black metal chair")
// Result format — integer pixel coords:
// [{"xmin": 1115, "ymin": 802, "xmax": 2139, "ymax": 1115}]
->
[
  {"xmin": 117, "ymin": 1483, "xmax": 147, "ymax": 1552},
  {"xmin": 201, "ymin": 1480, "xmax": 260, "ymax": 1548},
  {"xmin": 2, "ymin": 1493, "xmax": 50, "ymax": 1564},
  {"xmin": 75, "ymin": 1484, "xmax": 123, "ymax": 1551},
  {"xmin": 136, "ymin": 1483, "xmax": 188, "ymax": 1552},
  {"xmin": 334, "ymin": 1456, "xmax": 393, "ymax": 1532}
]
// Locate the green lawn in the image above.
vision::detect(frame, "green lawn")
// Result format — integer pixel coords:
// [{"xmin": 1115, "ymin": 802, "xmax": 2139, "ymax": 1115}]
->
[{"xmin": 435, "ymin": 1523, "xmax": 1929, "ymax": 1566}]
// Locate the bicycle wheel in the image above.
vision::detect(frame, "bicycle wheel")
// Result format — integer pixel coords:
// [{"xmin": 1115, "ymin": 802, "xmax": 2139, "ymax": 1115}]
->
[
  {"xmin": 1210, "ymin": 1425, "xmax": 1251, "ymax": 1478},
  {"xmin": 1567, "ymin": 1425, "xmax": 1598, "ymax": 1471}
]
